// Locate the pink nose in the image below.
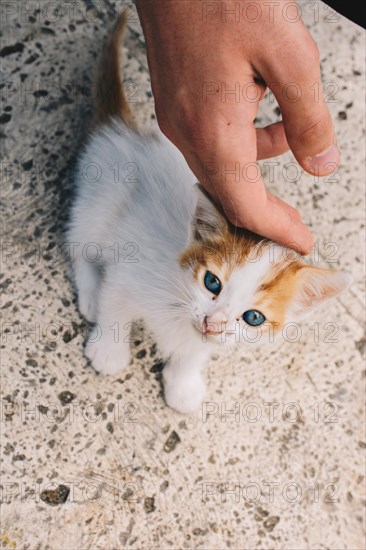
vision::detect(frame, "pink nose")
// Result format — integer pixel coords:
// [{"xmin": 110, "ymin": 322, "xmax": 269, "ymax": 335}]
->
[{"xmin": 203, "ymin": 316, "xmax": 227, "ymax": 335}]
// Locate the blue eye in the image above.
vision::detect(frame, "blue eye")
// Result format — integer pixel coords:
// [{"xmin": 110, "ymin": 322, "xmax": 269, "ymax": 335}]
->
[
  {"xmin": 242, "ymin": 309, "xmax": 266, "ymax": 326},
  {"xmin": 204, "ymin": 271, "xmax": 222, "ymax": 296}
]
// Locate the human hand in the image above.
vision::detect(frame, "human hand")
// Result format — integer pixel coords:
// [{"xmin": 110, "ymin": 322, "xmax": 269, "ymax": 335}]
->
[{"xmin": 136, "ymin": 0, "xmax": 339, "ymax": 254}]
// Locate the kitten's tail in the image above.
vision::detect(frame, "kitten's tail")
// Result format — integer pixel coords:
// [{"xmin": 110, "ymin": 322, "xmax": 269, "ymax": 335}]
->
[{"xmin": 94, "ymin": 11, "xmax": 137, "ymax": 130}]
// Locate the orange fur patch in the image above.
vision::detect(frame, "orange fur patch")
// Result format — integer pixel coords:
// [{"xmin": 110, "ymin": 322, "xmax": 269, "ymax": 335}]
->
[
  {"xmin": 254, "ymin": 261, "xmax": 304, "ymax": 331},
  {"xmin": 180, "ymin": 225, "xmax": 265, "ymax": 277}
]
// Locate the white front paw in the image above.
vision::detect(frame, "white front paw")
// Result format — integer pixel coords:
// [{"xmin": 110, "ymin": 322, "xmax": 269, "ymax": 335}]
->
[
  {"xmin": 163, "ymin": 371, "xmax": 206, "ymax": 414},
  {"xmin": 85, "ymin": 329, "xmax": 131, "ymax": 376}
]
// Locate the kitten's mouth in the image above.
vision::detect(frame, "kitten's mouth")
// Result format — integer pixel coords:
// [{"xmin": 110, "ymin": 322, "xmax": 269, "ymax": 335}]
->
[
  {"xmin": 192, "ymin": 319, "xmax": 211, "ymax": 338},
  {"xmin": 192, "ymin": 316, "xmax": 228, "ymax": 342},
  {"xmin": 193, "ymin": 323, "xmax": 221, "ymax": 342},
  {"xmin": 202, "ymin": 315, "xmax": 225, "ymax": 336},
  {"xmin": 192, "ymin": 321, "xmax": 238, "ymax": 346}
]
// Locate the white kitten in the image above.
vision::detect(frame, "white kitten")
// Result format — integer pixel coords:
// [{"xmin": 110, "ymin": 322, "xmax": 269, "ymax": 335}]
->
[{"xmin": 66, "ymin": 14, "xmax": 352, "ymax": 413}]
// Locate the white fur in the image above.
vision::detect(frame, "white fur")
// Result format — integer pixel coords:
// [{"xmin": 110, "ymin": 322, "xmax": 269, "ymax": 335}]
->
[{"xmin": 67, "ymin": 121, "xmax": 351, "ymax": 414}]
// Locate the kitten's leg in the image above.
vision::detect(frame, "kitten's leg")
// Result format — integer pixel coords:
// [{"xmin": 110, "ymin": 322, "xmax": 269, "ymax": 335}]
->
[
  {"xmin": 163, "ymin": 351, "xmax": 209, "ymax": 414},
  {"xmin": 85, "ymin": 282, "xmax": 133, "ymax": 376},
  {"xmin": 73, "ymin": 256, "xmax": 100, "ymax": 322}
]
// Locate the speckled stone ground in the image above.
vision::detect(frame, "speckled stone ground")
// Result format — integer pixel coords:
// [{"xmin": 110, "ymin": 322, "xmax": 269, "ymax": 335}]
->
[{"xmin": 1, "ymin": 1, "xmax": 365, "ymax": 549}]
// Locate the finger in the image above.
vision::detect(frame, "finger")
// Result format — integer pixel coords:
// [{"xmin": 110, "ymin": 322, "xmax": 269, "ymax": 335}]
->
[
  {"xmin": 219, "ymin": 182, "xmax": 313, "ymax": 255},
  {"xmin": 267, "ymin": 191, "xmax": 302, "ymax": 222},
  {"xmin": 182, "ymin": 127, "xmax": 313, "ymax": 255},
  {"xmin": 259, "ymin": 29, "xmax": 339, "ymax": 176},
  {"xmin": 256, "ymin": 121, "xmax": 289, "ymax": 160}
]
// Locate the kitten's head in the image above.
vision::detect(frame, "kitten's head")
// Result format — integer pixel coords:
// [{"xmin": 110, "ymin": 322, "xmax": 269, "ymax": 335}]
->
[{"xmin": 179, "ymin": 186, "xmax": 352, "ymax": 347}]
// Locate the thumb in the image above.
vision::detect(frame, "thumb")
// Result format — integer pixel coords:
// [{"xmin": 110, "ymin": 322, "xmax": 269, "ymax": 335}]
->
[
  {"xmin": 262, "ymin": 35, "xmax": 339, "ymax": 176},
  {"xmin": 280, "ymin": 96, "xmax": 339, "ymax": 177}
]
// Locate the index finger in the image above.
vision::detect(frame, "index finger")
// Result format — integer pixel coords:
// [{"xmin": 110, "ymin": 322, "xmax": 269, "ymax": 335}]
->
[{"xmin": 182, "ymin": 122, "xmax": 314, "ymax": 254}]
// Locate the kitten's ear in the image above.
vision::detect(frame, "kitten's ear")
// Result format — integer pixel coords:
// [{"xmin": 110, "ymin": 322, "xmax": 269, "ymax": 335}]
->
[
  {"xmin": 290, "ymin": 266, "xmax": 353, "ymax": 318},
  {"xmin": 191, "ymin": 185, "xmax": 227, "ymax": 242}
]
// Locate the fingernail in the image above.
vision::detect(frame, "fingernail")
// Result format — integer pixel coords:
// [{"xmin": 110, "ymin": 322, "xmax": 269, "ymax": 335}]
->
[{"xmin": 307, "ymin": 143, "xmax": 339, "ymax": 175}]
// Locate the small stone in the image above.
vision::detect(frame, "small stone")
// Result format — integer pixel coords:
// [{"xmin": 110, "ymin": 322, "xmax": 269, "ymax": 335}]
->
[
  {"xmin": 41, "ymin": 27, "xmax": 55, "ymax": 35},
  {"xmin": 144, "ymin": 496, "xmax": 156, "ymax": 513},
  {"xmin": 136, "ymin": 349, "xmax": 146, "ymax": 359},
  {"xmin": 149, "ymin": 360, "xmax": 165, "ymax": 373},
  {"xmin": 338, "ymin": 111, "xmax": 347, "ymax": 120},
  {"xmin": 22, "ymin": 159, "xmax": 33, "ymax": 170},
  {"xmin": 163, "ymin": 431, "xmax": 181, "ymax": 453},
  {"xmin": 256, "ymin": 507, "xmax": 269, "ymax": 518},
  {"xmin": 122, "ymin": 487, "xmax": 134, "ymax": 501},
  {"xmin": 4, "ymin": 443, "xmax": 14, "ymax": 455},
  {"xmin": 25, "ymin": 53, "xmax": 38, "ymax": 64},
  {"xmin": 192, "ymin": 528, "xmax": 207, "ymax": 536},
  {"xmin": 58, "ymin": 391, "xmax": 75, "ymax": 405},
  {"xmin": 263, "ymin": 516, "xmax": 280, "ymax": 532},
  {"xmin": 106, "ymin": 422, "xmax": 114, "ymax": 434},
  {"xmin": 149, "ymin": 343, "xmax": 157, "ymax": 357},
  {"xmin": 0, "ymin": 43, "xmax": 24, "ymax": 57},
  {"xmin": 160, "ymin": 480, "xmax": 169, "ymax": 492},
  {"xmin": 62, "ymin": 331, "xmax": 72, "ymax": 343},
  {"xmin": 34, "ymin": 89, "xmax": 48, "ymax": 98},
  {"xmin": 14, "ymin": 454, "xmax": 26, "ymax": 461},
  {"xmin": 355, "ymin": 337, "xmax": 365, "ymax": 355},
  {"xmin": 40, "ymin": 484, "xmax": 70, "ymax": 506}
]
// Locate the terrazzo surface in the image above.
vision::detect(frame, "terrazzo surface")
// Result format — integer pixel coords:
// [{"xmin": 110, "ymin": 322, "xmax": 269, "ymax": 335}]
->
[{"xmin": 1, "ymin": 1, "xmax": 365, "ymax": 549}]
